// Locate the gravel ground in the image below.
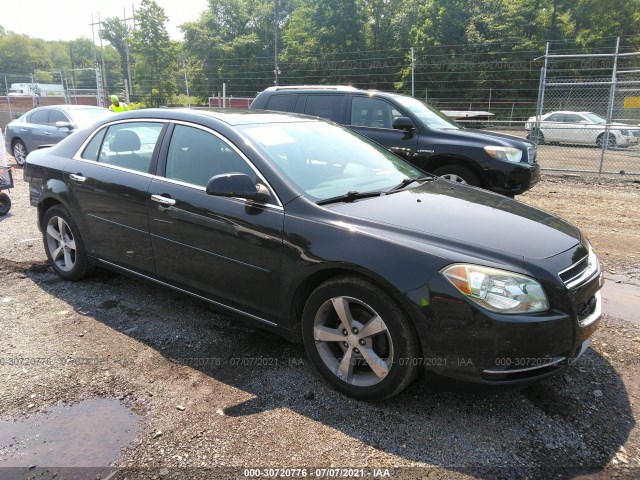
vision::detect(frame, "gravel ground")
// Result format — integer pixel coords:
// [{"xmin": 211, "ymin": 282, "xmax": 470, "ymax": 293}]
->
[{"xmin": 0, "ymin": 163, "xmax": 639, "ymax": 480}]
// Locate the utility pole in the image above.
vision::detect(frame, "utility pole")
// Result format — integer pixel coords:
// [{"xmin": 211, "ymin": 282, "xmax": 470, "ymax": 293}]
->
[
  {"xmin": 274, "ymin": 0, "xmax": 280, "ymax": 85},
  {"xmin": 90, "ymin": 13, "xmax": 109, "ymax": 102},
  {"xmin": 183, "ymin": 61, "xmax": 191, "ymax": 108},
  {"xmin": 90, "ymin": 14, "xmax": 105, "ymax": 105},
  {"xmin": 123, "ymin": 6, "xmax": 135, "ymax": 98}
]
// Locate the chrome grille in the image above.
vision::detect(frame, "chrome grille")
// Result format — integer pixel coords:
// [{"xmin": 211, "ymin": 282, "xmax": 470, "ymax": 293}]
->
[{"xmin": 559, "ymin": 255, "xmax": 589, "ymax": 285}]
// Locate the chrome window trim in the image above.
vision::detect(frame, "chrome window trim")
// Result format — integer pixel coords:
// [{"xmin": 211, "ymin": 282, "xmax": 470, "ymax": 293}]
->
[
  {"xmin": 71, "ymin": 117, "xmax": 284, "ymax": 208},
  {"xmin": 66, "ymin": 157, "xmax": 157, "ymax": 179},
  {"xmin": 150, "ymin": 175, "xmax": 284, "ymax": 212},
  {"xmin": 72, "ymin": 118, "xmax": 170, "ymax": 162}
]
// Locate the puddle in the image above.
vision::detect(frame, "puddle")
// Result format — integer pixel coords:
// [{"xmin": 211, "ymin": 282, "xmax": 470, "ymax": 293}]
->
[
  {"xmin": 602, "ymin": 279, "xmax": 640, "ymax": 324},
  {"xmin": 0, "ymin": 398, "xmax": 141, "ymax": 472}
]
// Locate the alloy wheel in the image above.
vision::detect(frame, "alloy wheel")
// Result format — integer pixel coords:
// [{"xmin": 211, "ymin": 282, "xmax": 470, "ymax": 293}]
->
[
  {"xmin": 312, "ymin": 296, "xmax": 394, "ymax": 387},
  {"xmin": 45, "ymin": 215, "xmax": 77, "ymax": 272}
]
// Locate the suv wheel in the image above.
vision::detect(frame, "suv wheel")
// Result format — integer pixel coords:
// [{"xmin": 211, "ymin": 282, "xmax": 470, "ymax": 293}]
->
[{"xmin": 432, "ymin": 165, "xmax": 480, "ymax": 187}]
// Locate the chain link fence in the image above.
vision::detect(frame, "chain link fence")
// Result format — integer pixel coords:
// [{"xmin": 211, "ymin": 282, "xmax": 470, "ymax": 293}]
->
[
  {"xmin": 524, "ymin": 40, "xmax": 640, "ymax": 177},
  {"xmin": 0, "ymin": 70, "xmax": 100, "ymax": 128}
]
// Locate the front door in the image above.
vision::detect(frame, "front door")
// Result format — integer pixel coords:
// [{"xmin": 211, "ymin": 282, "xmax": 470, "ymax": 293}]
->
[
  {"xmin": 147, "ymin": 123, "xmax": 284, "ymax": 318},
  {"xmin": 347, "ymin": 96, "xmax": 418, "ymax": 161}
]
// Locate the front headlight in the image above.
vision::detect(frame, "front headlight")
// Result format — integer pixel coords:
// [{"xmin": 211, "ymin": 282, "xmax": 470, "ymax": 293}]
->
[
  {"xmin": 484, "ymin": 146, "xmax": 523, "ymax": 163},
  {"xmin": 441, "ymin": 264, "xmax": 549, "ymax": 313}
]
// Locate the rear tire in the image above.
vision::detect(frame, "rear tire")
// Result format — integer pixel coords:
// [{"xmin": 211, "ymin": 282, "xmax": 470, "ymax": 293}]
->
[
  {"xmin": 42, "ymin": 205, "xmax": 92, "ymax": 280},
  {"xmin": 12, "ymin": 139, "xmax": 27, "ymax": 167},
  {"xmin": 301, "ymin": 276, "xmax": 421, "ymax": 400},
  {"xmin": 432, "ymin": 165, "xmax": 480, "ymax": 187},
  {"xmin": 0, "ymin": 193, "xmax": 10, "ymax": 216},
  {"xmin": 530, "ymin": 129, "xmax": 544, "ymax": 144}
]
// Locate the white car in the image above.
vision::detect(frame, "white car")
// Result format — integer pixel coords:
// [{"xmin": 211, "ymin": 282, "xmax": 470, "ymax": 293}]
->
[{"xmin": 525, "ymin": 111, "xmax": 639, "ymax": 148}]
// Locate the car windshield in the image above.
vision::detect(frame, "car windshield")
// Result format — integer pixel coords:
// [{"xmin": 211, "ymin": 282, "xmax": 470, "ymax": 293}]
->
[
  {"xmin": 393, "ymin": 96, "xmax": 460, "ymax": 130},
  {"xmin": 69, "ymin": 108, "xmax": 111, "ymax": 125},
  {"xmin": 583, "ymin": 112, "xmax": 606, "ymax": 124},
  {"xmin": 241, "ymin": 121, "xmax": 423, "ymax": 201}
]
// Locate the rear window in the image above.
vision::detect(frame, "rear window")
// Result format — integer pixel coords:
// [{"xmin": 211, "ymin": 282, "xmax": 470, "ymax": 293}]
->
[
  {"xmin": 265, "ymin": 95, "xmax": 297, "ymax": 112},
  {"xmin": 303, "ymin": 95, "xmax": 345, "ymax": 123}
]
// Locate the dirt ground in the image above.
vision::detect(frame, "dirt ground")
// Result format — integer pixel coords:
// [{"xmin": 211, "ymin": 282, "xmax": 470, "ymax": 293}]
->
[{"xmin": 0, "ymin": 165, "xmax": 639, "ymax": 480}]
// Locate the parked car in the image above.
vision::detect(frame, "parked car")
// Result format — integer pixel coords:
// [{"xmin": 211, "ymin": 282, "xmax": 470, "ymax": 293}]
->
[
  {"xmin": 249, "ymin": 86, "xmax": 540, "ymax": 196},
  {"xmin": 525, "ymin": 111, "xmax": 640, "ymax": 147},
  {"xmin": 4, "ymin": 105, "xmax": 111, "ymax": 166},
  {"xmin": 24, "ymin": 109, "xmax": 602, "ymax": 400}
]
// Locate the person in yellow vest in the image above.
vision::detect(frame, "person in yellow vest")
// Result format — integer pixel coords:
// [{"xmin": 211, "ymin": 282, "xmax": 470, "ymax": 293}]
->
[{"xmin": 108, "ymin": 95, "xmax": 131, "ymax": 112}]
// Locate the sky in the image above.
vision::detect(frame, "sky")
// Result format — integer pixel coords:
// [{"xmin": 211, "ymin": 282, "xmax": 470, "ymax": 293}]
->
[{"xmin": 1, "ymin": 0, "xmax": 210, "ymax": 42}]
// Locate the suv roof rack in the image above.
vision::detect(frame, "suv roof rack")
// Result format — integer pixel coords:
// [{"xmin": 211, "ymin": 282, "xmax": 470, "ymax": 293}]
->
[{"xmin": 264, "ymin": 85, "xmax": 359, "ymax": 92}]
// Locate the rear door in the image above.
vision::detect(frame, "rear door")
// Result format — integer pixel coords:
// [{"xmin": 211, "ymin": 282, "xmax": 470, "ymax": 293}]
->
[
  {"xmin": 302, "ymin": 94, "xmax": 347, "ymax": 123},
  {"xmin": 65, "ymin": 120, "xmax": 166, "ymax": 273},
  {"xmin": 542, "ymin": 113, "xmax": 564, "ymax": 142},
  {"xmin": 22, "ymin": 109, "xmax": 52, "ymax": 150},
  {"xmin": 346, "ymin": 95, "xmax": 418, "ymax": 161}
]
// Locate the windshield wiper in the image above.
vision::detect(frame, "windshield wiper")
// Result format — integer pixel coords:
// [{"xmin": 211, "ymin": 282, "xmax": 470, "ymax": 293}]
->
[
  {"xmin": 386, "ymin": 176, "xmax": 434, "ymax": 194},
  {"xmin": 317, "ymin": 190, "xmax": 383, "ymax": 205}
]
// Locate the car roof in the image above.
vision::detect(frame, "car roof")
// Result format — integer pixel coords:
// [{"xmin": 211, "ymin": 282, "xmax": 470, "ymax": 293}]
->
[
  {"xmin": 115, "ymin": 108, "xmax": 320, "ymax": 126},
  {"xmin": 262, "ymin": 85, "xmax": 404, "ymax": 99},
  {"xmin": 35, "ymin": 105, "xmax": 107, "ymax": 111},
  {"xmin": 546, "ymin": 111, "xmax": 594, "ymax": 115}
]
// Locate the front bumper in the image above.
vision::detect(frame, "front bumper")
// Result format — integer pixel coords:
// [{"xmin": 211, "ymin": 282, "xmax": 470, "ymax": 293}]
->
[
  {"xmin": 404, "ymin": 253, "xmax": 602, "ymax": 386},
  {"xmin": 483, "ymin": 159, "xmax": 541, "ymax": 196}
]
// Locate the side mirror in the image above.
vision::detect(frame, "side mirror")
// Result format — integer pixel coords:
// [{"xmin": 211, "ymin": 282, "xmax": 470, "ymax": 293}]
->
[
  {"xmin": 206, "ymin": 173, "xmax": 270, "ymax": 202},
  {"xmin": 392, "ymin": 116, "xmax": 415, "ymax": 139},
  {"xmin": 55, "ymin": 121, "xmax": 74, "ymax": 130}
]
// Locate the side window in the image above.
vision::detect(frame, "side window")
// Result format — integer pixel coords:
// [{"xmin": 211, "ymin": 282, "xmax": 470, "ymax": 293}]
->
[
  {"xmin": 48, "ymin": 110, "xmax": 69, "ymax": 126},
  {"xmin": 304, "ymin": 95, "xmax": 345, "ymax": 123},
  {"xmin": 27, "ymin": 109, "xmax": 49, "ymax": 125},
  {"xmin": 81, "ymin": 129, "xmax": 107, "ymax": 161},
  {"xmin": 265, "ymin": 95, "xmax": 297, "ymax": 112},
  {"xmin": 565, "ymin": 114, "xmax": 583, "ymax": 123},
  {"xmin": 99, "ymin": 122, "xmax": 163, "ymax": 173},
  {"xmin": 350, "ymin": 97, "xmax": 395, "ymax": 129},
  {"xmin": 165, "ymin": 125, "xmax": 257, "ymax": 188},
  {"xmin": 546, "ymin": 113, "xmax": 563, "ymax": 122}
]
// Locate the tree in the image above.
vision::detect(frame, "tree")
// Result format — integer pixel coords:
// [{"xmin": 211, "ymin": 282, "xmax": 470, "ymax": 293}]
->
[
  {"xmin": 132, "ymin": 0, "xmax": 177, "ymax": 106},
  {"xmin": 100, "ymin": 17, "xmax": 133, "ymax": 89}
]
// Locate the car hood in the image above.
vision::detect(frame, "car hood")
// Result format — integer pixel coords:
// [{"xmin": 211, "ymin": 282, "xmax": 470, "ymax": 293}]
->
[
  {"xmin": 436, "ymin": 127, "xmax": 535, "ymax": 148},
  {"xmin": 324, "ymin": 180, "xmax": 581, "ymax": 260}
]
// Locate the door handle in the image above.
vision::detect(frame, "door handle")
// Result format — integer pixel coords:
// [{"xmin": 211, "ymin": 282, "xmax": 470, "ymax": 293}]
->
[
  {"xmin": 151, "ymin": 194, "xmax": 176, "ymax": 206},
  {"xmin": 69, "ymin": 173, "xmax": 86, "ymax": 183},
  {"xmin": 43, "ymin": 132, "xmax": 52, "ymax": 136}
]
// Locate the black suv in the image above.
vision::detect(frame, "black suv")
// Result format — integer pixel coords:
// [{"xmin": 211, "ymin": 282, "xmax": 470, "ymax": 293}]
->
[{"xmin": 250, "ymin": 86, "xmax": 540, "ymax": 195}]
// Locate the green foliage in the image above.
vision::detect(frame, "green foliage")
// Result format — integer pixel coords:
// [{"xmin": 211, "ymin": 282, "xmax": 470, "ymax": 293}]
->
[
  {"xmin": 131, "ymin": 0, "xmax": 177, "ymax": 107},
  {"xmin": 2, "ymin": 0, "xmax": 640, "ymax": 105}
]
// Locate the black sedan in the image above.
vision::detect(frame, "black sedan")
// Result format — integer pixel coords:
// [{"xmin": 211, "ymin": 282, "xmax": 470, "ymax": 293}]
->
[{"xmin": 24, "ymin": 109, "xmax": 603, "ymax": 400}]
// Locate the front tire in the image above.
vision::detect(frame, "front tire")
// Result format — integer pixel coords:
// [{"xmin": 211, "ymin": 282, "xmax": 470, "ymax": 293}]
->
[
  {"xmin": 12, "ymin": 140, "xmax": 27, "ymax": 167},
  {"xmin": 432, "ymin": 165, "xmax": 480, "ymax": 187},
  {"xmin": 42, "ymin": 205, "xmax": 92, "ymax": 280},
  {"xmin": 0, "ymin": 193, "xmax": 10, "ymax": 216},
  {"xmin": 301, "ymin": 276, "xmax": 421, "ymax": 400},
  {"xmin": 597, "ymin": 133, "xmax": 616, "ymax": 149}
]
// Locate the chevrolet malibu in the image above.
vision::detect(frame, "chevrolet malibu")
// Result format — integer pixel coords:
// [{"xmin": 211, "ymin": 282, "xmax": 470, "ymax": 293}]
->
[{"xmin": 24, "ymin": 109, "xmax": 603, "ymax": 400}]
